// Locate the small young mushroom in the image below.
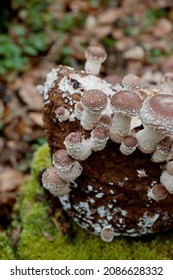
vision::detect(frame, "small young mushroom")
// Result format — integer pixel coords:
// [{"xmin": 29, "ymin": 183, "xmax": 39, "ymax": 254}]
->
[
  {"xmin": 160, "ymin": 161, "xmax": 173, "ymax": 194},
  {"xmin": 96, "ymin": 114, "xmax": 112, "ymax": 131},
  {"xmin": 161, "ymin": 72, "xmax": 173, "ymax": 94},
  {"xmin": 55, "ymin": 106, "xmax": 70, "ymax": 122},
  {"xmin": 136, "ymin": 94, "xmax": 173, "ymax": 154},
  {"xmin": 151, "ymin": 136, "xmax": 173, "ymax": 163},
  {"xmin": 53, "ymin": 149, "xmax": 83, "ymax": 181},
  {"xmin": 90, "ymin": 127, "xmax": 109, "ymax": 151},
  {"xmin": 163, "ymin": 72, "xmax": 173, "ymax": 83},
  {"xmin": 100, "ymin": 226, "xmax": 114, "ymax": 242},
  {"xmin": 109, "ymin": 90, "xmax": 142, "ymax": 143},
  {"xmin": 64, "ymin": 132, "xmax": 92, "ymax": 160},
  {"xmin": 147, "ymin": 184, "xmax": 168, "ymax": 201},
  {"xmin": 122, "ymin": 74, "xmax": 142, "ymax": 91},
  {"xmin": 120, "ymin": 135, "xmax": 138, "ymax": 155},
  {"xmin": 80, "ymin": 89, "xmax": 108, "ymax": 130},
  {"xmin": 74, "ymin": 102, "xmax": 83, "ymax": 120},
  {"xmin": 41, "ymin": 167, "xmax": 70, "ymax": 196},
  {"xmin": 84, "ymin": 46, "xmax": 107, "ymax": 75}
]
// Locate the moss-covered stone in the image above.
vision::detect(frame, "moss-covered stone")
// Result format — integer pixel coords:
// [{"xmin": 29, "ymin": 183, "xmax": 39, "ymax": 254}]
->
[
  {"xmin": 16, "ymin": 144, "xmax": 173, "ymax": 259},
  {"xmin": 0, "ymin": 231, "xmax": 15, "ymax": 260}
]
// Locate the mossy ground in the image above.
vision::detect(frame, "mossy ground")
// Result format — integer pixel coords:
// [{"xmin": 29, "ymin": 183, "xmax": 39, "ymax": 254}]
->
[
  {"xmin": 13, "ymin": 144, "xmax": 173, "ymax": 259},
  {"xmin": 0, "ymin": 231, "xmax": 15, "ymax": 260}
]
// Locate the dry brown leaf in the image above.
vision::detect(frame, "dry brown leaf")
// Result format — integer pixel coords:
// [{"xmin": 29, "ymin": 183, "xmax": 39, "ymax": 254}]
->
[
  {"xmin": 29, "ymin": 112, "xmax": 43, "ymax": 127},
  {"xmin": 97, "ymin": 8, "xmax": 121, "ymax": 25},
  {"xmin": 19, "ymin": 82, "xmax": 43, "ymax": 111},
  {"xmin": 91, "ymin": 25, "xmax": 112, "ymax": 39},
  {"xmin": 152, "ymin": 18, "xmax": 173, "ymax": 37},
  {"xmin": 0, "ymin": 167, "xmax": 24, "ymax": 192}
]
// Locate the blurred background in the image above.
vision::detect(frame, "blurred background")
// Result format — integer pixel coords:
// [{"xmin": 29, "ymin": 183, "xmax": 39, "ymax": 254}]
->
[{"xmin": 0, "ymin": 0, "xmax": 173, "ymax": 233}]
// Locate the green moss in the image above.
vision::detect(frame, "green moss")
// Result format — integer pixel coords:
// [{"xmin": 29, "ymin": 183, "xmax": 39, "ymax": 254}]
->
[
  {"xmin": 16, "ymin": 144, "xmax": 173, "ymax": 259},
  {"xmin": 0, "ymin": 231, "xmax": 15, "ymax": 260}
]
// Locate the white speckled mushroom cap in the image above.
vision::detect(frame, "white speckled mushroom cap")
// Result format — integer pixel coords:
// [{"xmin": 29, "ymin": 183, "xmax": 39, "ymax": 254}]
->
[
  {"xmin": 96, "ymin": 114, "xmax": 112, "ymax": 130},
  {"xmin": 122, "ymin": 74, "xmax": 142, "ymax": 90},
  {"xmin": 42, "ymin": 167, "xmax": 70, "ymax": 196},
  {"xmin": 81, "ymin": 89, "xmax": 108, "ymax": 113},
  {"xmin": 111, "ymin": 90, "xmax": 142, "ymax": 116},
  {"xmin": 64, "ymin": 132, "xmax": 83, "ymax": 149},
  {"xmin": 53, "ymin": 149, "xmax": 74, "ymax": 171},
  {"xmin": 85, "ymin": 46, "xmax": 107, "ymax": 62},
  {"xmin": 139, "ymin": 94, "xmax": 173, "ymax": 134},
  {"xmin": 91, "ymin": 127, "xmax": 109, "ymax": 142}
]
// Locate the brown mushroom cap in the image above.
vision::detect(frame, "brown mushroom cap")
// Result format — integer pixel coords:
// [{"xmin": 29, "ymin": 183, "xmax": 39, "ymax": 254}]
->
[
  {"xmin": 139, "ymin": 94, "xmax": 173, "ymax": 134},
  {"xmin": 55, "ymin": 107, "xmax": 66, "ymax": 117},
  {"xmin": 85, "ymin": 46, "xmax": 107, "ymax": 62},
  {"xmin": 111, "ymin": 90, "xmax": 142, "ymax": 116},
  {"xmin": 122, "ymin": 74, "xmax": 142, "ymax": 90},
  {"xmin": 81, "ymin": 89, "xmax": 107, "ymax": 113},
  {"xmin": 64, "ymin": 132, "xmax": 83, "ymax": 147},
  {"xmin": 152, "ymin": 184, "xmax": 168, "ymax": 200},
  {"xmin": 53, "ymin": 149, "xmax": 74, "ymax": 170},
  {"xmin": 42, "ymin": 167, "xmax": 69, "ymax": 191},
  {"xmin": 122, "ymin": 135, "xmax": 138, "ymax": 148},
  {"xmin": 156, "ymin": 136, "xmax": 173, "ymax": 153},
  {"xmin": 97, "ymin": 114, "xmax": 112, "ymax": 130},
  {"xmin": 101, "ymin": 227, "xmax": 114, "ymax": 242},
  {"xmin": 91, "ymin": 127, "xmax": 109, "ymax": 141}
]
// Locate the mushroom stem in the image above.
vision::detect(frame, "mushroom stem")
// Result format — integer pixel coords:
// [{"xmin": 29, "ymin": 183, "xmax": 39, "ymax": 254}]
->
[
  {"xmin": 109, "ymin": 114, "xmax": 131, "ymax": 143},
  {"xmin": 85, "ymin": 60, "xmax": 102, "ymax": 75},
  {"xmin": 64, "ymin": 132, "xmax": 92, "ymax": 161},
  {"xmin": 81, "ymin": 110, "xmax": 102, "ymax": 130},
  {"xmin": 136, "ymin": 127, "xmax": 164, "ymax": 154},
  {"xmin": 160, "ymin": 162, "xmax": 173, "ymax": 194}
]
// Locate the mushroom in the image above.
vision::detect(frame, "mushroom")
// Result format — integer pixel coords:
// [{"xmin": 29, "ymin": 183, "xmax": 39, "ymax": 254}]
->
[
  {"xmin": 120, "ymin": 135, "xmax": 138, "ymax": 156},
  {"xmin": 160, "ymin": 161, "xmax": 173, "ymax": 194},
  {"xmin": 80, "ymin": 89, "xmax": 108, "ymax": 130},
  {"xmin": 90, "ymin": 127, "xmax": 109, "ymax": 151},
  {"xmin": 161, "ymin": 72, "xmax": 173, "ymax": 94},
  {"xmin": 41, "ymin": 167, "xmax": 70, "ymax": 196},
  {"xmin": 163, "ymin": 72, "xmax": 173, "ymax": 84},
  {"xmin": 74, "ymin": 102, "xmax": 83, "ymax": 120},
  {"xmin": 147, "ymin": 184, "xmax": 168, "ymax": 201},
  {"xmin": 84, "ymin": 46, "xmax": 107, "ymax": 75},
  {"xmin": 122, "ymin": 74, "xmax": 142, "ymax": 91},
  {"xmin": 96, "ymin": 114, "xmax": 112, "ymax": 131},
  {"xmin": 109, "ymin": 90, "xmax": 142, "ymax": 143},
  {"xmin": 136, "ymin": 94, "xmax": 173, "ymax": 154},
  {"xmin": 53, "ymin": 149, "xmax": 83, "ymax": 181},
  {"xmin": 100, "ymin": 226, "xmax": 114, "ymax": 242},
  {"xmin": 151, "ymin": 136, "xmax": 173, "ymax": 162},
  {"xmin": 64, "ymin": 132, "xmax": 92, "ymax": 160},
  {"xmin": 55, "ymin": 106, "xmax": 70, "ymax": 122}
]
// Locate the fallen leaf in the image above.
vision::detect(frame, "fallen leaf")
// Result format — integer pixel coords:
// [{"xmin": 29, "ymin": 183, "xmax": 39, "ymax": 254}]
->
[
  {"xmin": 0, "ymin": 167, "xmax": 24, "ymax": 192},
  {"xmin": 29, "ymin": 112, "xmax": 43, "ymax": 127},
  {"xmin": 19, "ymin": 82, "xmax": 43, "ymax": 111}
]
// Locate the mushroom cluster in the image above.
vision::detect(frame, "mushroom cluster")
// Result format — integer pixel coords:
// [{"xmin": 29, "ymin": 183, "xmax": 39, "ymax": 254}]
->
[{"xmin": 40, "ymin": 46, "xmax": 173, "ymax": 241}]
